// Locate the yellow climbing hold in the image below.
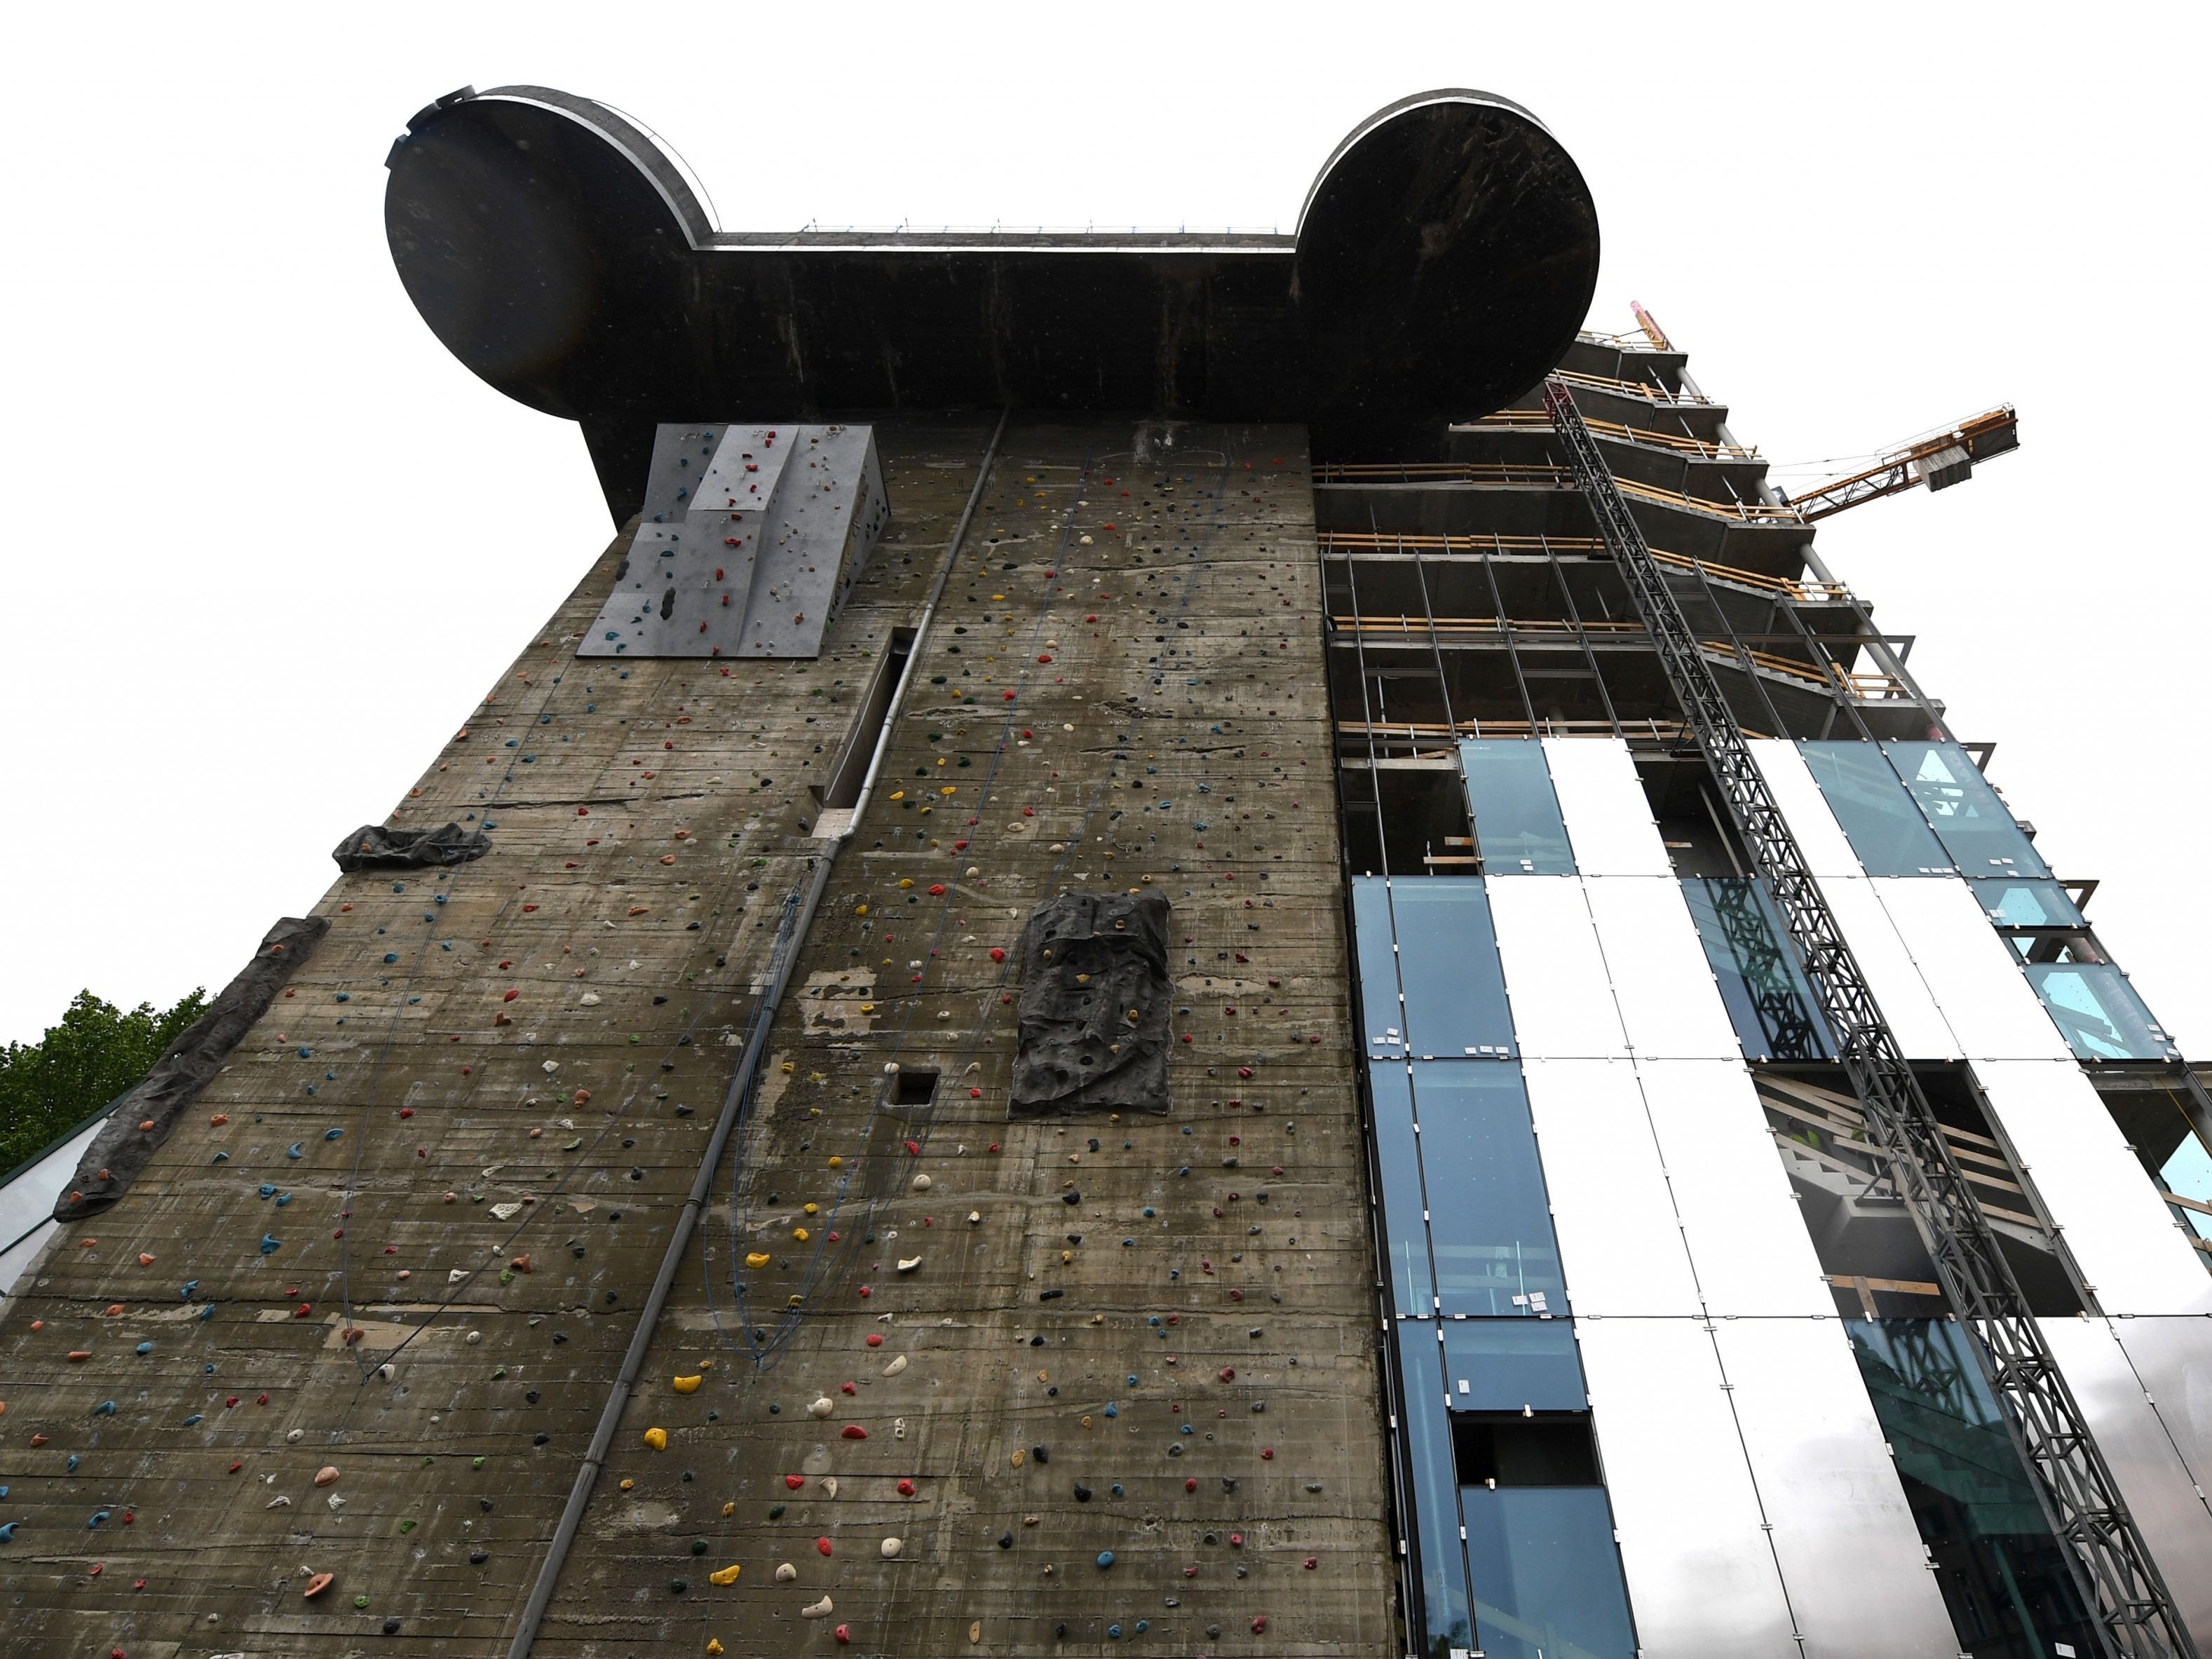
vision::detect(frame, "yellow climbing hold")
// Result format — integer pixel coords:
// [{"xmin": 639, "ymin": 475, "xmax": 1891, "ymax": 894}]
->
[
  {"xmin": 745, "ymin": 1252, "xmax": 771, "ymax": 1269},
  {"xmin": 860, "ymin": 1003, "xmax": 876, "ymax": 1014},
  {"xmin": 970, "ymin": 1622, "xmax": 982, "ymax": 1644},
  {"xmin": 827, "ymin": 1156, "xmax": 843, "ymax": 1169},
  {"xmin": 780, "ymin": 1061, "xmax": 795, "ymax": 1074},
  {"xmin": 889, "ymin": 790, "xmax": 904, "ymax": 801},
  {"xmin": 707, "ymin": 1641, "xmax": 725, "ymax": 1655},
  {"xmin": 644, "ymin": 1427, "xmax": 668, "ymax": 1451},
  {"xmin": 672, "ymin": 1374, "xmax": 703, "ymax": 1395},
  {"xmin": 1010, "ymin": 1447, "xmax": 1025, "ymax": 1468},
  {"xmin": 899, "ymin": 879, "xmax": 914, "ymax": 890},
  {"xmin": 620, "ymin": 1477, "xmax": 635, "ymax": 1491},
  {"xmin": 939, "ymin": 785, "xmax": 957, "ymax": 796},
  {"xmin": 803, "ymin": 1203, "xmax": 819, "ymax": 1216},
  {"xmin": 793, "ymin": 1227, "xmax": 810, "ymax": 1242},
  {"xmin": 722, "ymin": 1501, "xmax": 735, "ymax": 1517},
  {"xmin": 708, "ymin": 1563, "xmax": 742, "ymax": 1587},
  {"xmin": 854, "ymin": 904, "xmax": 869, "ymax": 916}
]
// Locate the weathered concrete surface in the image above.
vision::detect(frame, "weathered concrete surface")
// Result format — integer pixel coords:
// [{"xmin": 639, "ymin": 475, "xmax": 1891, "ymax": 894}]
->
[{"xmin": 0, "ymin": 417, "xmax": 1390, "ymax": 1658}]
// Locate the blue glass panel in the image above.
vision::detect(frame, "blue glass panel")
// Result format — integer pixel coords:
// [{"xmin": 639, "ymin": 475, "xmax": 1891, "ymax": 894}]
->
[
  {"xmin": 1885, "ymin": 741, "xmax": 2051, "ymax": 879},
  {"xmin": 1351, "ymin": 878, "xmax": 1406, "ymax": 1059},
  {"xmin": 1442, "ymin": 1318, "xmax": 1587, "ymax": 1410},
  {"xmin": 1800, "ymin": 741, "xmax": 1953, "ymax": 875},
  {"xmin": 1412, "ymin": 1065, "xmax": 1566, "ymax": 1316},
  {"xmin": 1680, "ymin": 877, "xmax": 1836, "ymax": 1061},
  {"xmin": 1459, "ymin": 740, "xmax": 1574, "ymax": 874},
  {"xmin": 2025, "ymin": 963, "xmax": 2180, "ymax": 1062},
  {"xmin": 1397, "ymin": 1323, "xmax": 1474, "ymax": 1658},
  {"xmin": 1389, "ymin": 879, "xmax": 1517, "ymax": 1057},
  {"xmin": 1971, "ymin": 877, "xmax": 2084, "ymax": 929},
  {"xmin": 1463, "ymin": 1487, "xmax": 1636, "ymax": 1659},
  {"xmin": 1371, "ymin": 1066, "xmax": 1437, "ymax": 1314},
  {"xmin": 2159, "ymin": 1132, "xmax": 2212, "ymax": 1243}
]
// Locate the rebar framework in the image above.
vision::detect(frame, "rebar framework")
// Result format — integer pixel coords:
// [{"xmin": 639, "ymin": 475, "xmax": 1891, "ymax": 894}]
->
[{"xmin": 1545, "ymin": 378, "xmax": 2195, "ymax": 1659}]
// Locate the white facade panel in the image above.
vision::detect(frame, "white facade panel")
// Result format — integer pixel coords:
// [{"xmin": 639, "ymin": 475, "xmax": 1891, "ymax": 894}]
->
[
  {"xmin": 1582, "ymin": 878, "xmax": 1743, "ymax": 1060},
  {"xmin": 1749, "ymin": 737, "xmax": 1864, "ymax": 878},
  {"xmin": 1711, "ymin": 1320, "xmax": 1960, "ymax": 1657},
  {"xmin": 1976, "ymin": 1059, "xmax": 2212, "ymax": 1315},
  {"xmin": 1487, "ymin": 877, "xmax": 1625, "ymax": 1059},
  {"xmin": 2043, "ymin": 1315, "xmax": 2212, "ymax": 1636},
  {"xmin": 1636, "ymin": 1059, "xmax": 1836, "ymax": 1317},
  {"xmin": 1873, "ymin": 875, "xmax": 2074, "ymax": 1061},
  {"xmin": 1576, "ymin": 1318, "xmax": 1799, "ymax": 1658},
  {"xmin": 1541, "ymin": 737, "xmax": 1672, "ymax": 876},
  {"xmin": 1521, "ymin": 1058, "xmax": 1702, "ymax": 1317},
  {"xmin": 1816, "ymin": 875, "xmax": 1962, "ymax": 1060}
]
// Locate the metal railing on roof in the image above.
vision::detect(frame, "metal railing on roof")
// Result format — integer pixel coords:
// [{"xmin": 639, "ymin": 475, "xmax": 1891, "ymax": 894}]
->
[
  {"xmin": 1312, "ymin": 463, "xmax": 1805, "ymax": 524},
  {"xmin": 1313, "ymin": 530, "xmax": 1849, "ymax": 603}
]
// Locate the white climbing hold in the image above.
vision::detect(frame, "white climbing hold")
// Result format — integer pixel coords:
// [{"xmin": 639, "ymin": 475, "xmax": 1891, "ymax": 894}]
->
[
  {"xmin": 326, "ymin": 1494, "xmax": 344, "ymax": 1511},
  {"xmin": 911, "ymin": 1174, "xmax": 932, "ymax": 1192},
  {"xmin": 881, "ymin": 1537, "xmax": 903, "ymax": 1559},
  {"xmin": 286, "ymin": 1429, "xmax": 304, "ymax": 1444},
  {"xmin": 775, "ymin": 1562, "xmax": 798, "ymax": 1583},
  {"xmin": 542, "ymin": 1061, "xmax": 559, "ymax": 1074},
  {"xmin": 808, "ymin": 1396, "xmax": 834, "ymax": 1419},
  {"xmin": 465, "ymin": 1330, "xmax": 482, "ymax": 1344},
  {"xmin": 968, "ymin": 1211, "xmax": 982, "ymax": 1226},
  {"xmin": 802, "ymin": 1595, "xmax": 834, "ymax": 1619},
  {"xmin": 883, "ymin": 1354, "xmax": 909, "ymax": 1377},
  {"xmin": 578, "ymin": 993, "xmax": 602, "ymax": 1006},
  {"xmin": 491, "ymin": 1202, "xmax": 522, "ymax": 1221},
  {"xmin": 266, "ymin": 1496, "xmax": 290, "ymax": 1509},
  {"xmin": 378, "ymin": 1364, "xmax": 395, "ymax": 1382},
  {"xmin": 883, "ymin": 1062, "xmax": 900, "ymax": 1074},
  {"xmin": 897, "ymin": 1256, "xmax": 922, "ymax": 1274},
  {"xmin": 449, "ymin": 1269, "xmax": 470, "ymax": 1284},
  {"xmin": 820, "ymin": 1477, "xmax": 839, "ymax": 1498}
]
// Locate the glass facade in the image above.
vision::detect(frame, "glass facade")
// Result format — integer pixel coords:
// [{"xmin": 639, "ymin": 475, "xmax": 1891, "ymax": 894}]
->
[
  {"xmin": 2024, "ymin": 963, "xmax": 2181, "ymax": 1062},
  {"xmin": 1799, "ymin": 740, "xmax": 1954, "ymax": 875},
  {"xmin": 1459, "ymin": 740, "xmax": 1574, "ymax": 875},
  {"xmin": 1461, "ymin": 1487, "xmax": 1637, "ymax": 1659},
  {"xmin": 1885, "ymin": 740, "xmax": 2051, "ymax": 879},
  {"xmin": 1362, "ymin": 878, "xmax": 1516, "ymax": 1057},
  {"xmin": 1397, "ymin": 1324, "xmax": 1474, "ymax": 1658},
  {"xmin": 1442, "ymin": 1318, "xmax": 1587, "ymax": 1410},
  {"xmin": 1413, "ymin": 1066, "xmax": 1565, "ymax": 1316},
  {"xmin": 1847, "ymin": 1319, "xmax": 2100, "ymax": 1658},
  {"xmin": 1973, "ymin": 877, "xmax": 2084, "ymax": 930},
  {"xmin": 1680, "ymin": 876, "xmax": 1836, "ymax": 1061}
]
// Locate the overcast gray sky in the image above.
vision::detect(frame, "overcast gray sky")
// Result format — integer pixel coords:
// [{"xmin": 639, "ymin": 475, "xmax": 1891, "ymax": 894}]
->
[{"xmin": 4, "ymin": 4, "xmax": 2204, "ymax": 1052}]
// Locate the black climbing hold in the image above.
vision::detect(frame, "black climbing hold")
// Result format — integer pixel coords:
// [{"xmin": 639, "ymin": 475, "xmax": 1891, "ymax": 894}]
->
[
  {"xmin": 534, "ymin": 1433, "xmax": 550, "ymax": 1445},
  {"xmin": 1073, "ymin": 1483, "xmax": 1092, "ymax": 1502},
  {"xmin": 998, "ymin": 1532, "xmax": 1013, "ymax": 1549},
  {"xmin": 1039, "ymin": 1288, "xmax": 1064, "ymax": 1301},
  {"xmin": 470, "ymin": 1550, "xmax": 489, "ymax": 1564},
  {"xmin": 1031, "ymin": 1446, "xmax": 1050, "ymax": 1464}
]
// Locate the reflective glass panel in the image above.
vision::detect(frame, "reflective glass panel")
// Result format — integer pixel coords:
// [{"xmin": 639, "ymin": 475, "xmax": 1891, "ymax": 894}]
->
[
  {"xmin": 1351, "ymin": 878, "xmax": 1406, "ymax": 1059},
  {"xmin": 1397, "ymin": 1324, "xmax": 1474, "ymax": 1658},
  {"xmin": 1371, "ymin": 1066, "xmax": 1437, "ymax": 1314},
  {"xmin": 1459, "ymin": 740, "xmax": 1575, "ymax": 874},
  {"xmin": 1462, "ymin": 1487, "xmax": 1636, "ymax": 1659},
  {"xmin": 1390, "ymin": 879, "xmax": 1517, "ymax": 1057},
  {"xmin": 2160, "ymin": 1132, "xmax": 2212, "ymax": 1243},
  {"xmin": 1413, "ymin": 1064, "xmax": 1566, "ymax": 1316},
  {"xmin": 1972, "ymin": 877, "xmax": 2084, "ymax": 929},
  {"xmin": 1885, "ymin": 740, "xmax": 2051, "ymax": 879},
  {"xmin": 1679, "ymin": 877, "xmax": 1836, "ymax": 1061},
  {"xmin": 1800, "ymin": 740, "xmax": 1953, "ymax": 875},
  {"xmin": 2024, "ymin": 963, "xmax": 2180, "ymax": 1062},
  {"xmin": 1442, "ymin": 1318, "xmax": 1587, "ymax": 1411}
]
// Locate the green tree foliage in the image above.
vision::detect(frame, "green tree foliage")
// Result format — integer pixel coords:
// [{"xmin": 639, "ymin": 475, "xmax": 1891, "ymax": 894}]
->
[{"xmin": 0, "ymin": 989, "xmax": 208, "ymax": 1174}]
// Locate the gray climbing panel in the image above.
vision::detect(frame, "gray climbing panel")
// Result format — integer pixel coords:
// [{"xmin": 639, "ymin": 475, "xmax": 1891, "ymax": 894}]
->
[{"xmin": 580, "ymin": 423, "xmax": 888, "ymax": 661}]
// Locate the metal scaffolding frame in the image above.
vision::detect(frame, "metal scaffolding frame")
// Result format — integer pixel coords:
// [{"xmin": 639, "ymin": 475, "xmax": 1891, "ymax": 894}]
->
[{"xmin": 1545, "ymin": 377, "xmax": 2197, "ymax": 1659}]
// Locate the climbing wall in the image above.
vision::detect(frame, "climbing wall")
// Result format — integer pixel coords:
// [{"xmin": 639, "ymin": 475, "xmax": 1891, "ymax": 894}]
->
[{"xmin": 0, "ymin": 415, "xmax": 1390, "ymax": 1658}]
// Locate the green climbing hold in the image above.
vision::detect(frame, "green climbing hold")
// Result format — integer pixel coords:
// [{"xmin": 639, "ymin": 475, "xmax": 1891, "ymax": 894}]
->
[
  {"xmin": 400, "ymin": 1519, "xmax": 416, "ymax": 1533},
  {"xmin": 691, "ymin": 1538, "xmax": 709, "ymax": 1555},
  {"xmin": 355, "ymin": 1595, "xmax": 370, "ymax": 1609},
  {"xmin": 472, "ymin": 1457, "xmax": 486, "ymax": 1470},
  {"xmin": 670, "ymin": 1578, "xmax": 688, "ymax": 1594},
  {"xmin": 770, "ymin": 1504, "xmax": 786, "ymax": 1519}
]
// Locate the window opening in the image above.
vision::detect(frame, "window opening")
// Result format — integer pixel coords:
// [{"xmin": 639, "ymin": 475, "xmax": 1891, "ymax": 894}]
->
[{"xmin": 889, "ymin": 1067, "xmax": 938, "ymax": 1107}]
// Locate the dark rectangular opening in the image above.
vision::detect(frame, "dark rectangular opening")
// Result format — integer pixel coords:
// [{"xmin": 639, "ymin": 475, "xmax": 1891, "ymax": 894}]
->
[
  {"xmin": 822, "ymin": 627, "xmax": 916, "ymax": 811},
  {"xmin": 1339, "ymin": 762, "xmax": 1474, "ymax": 879},
  {"xmin": 891, "ymin": 1067, "xmax": 938, "ymax": 1107},
  {"xmin": 1449, "ymin": 1411, "xmax": 1601, "ymax": 1487}
]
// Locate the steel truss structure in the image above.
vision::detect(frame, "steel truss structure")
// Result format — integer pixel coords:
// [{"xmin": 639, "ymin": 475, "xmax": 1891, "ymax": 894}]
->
[{"xmin": 1545, "ymin": 378, "xmax": 2196, "ymax": 1659}]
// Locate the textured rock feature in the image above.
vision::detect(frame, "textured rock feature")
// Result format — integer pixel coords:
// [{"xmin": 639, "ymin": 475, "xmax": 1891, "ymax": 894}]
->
[
  {"xmin": 1011, "ymin": 891, "xmax": 1172, "ymax": 1116},
  {"xmin": 330, "ymin": 822, "xmax": 491, "ymax": 872}
]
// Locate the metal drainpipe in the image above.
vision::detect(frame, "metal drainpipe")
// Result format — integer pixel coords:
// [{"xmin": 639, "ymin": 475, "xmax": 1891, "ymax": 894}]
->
[{"xmin": 501, "ymin": 408, "xmax": 1009, "ymax": 1659}]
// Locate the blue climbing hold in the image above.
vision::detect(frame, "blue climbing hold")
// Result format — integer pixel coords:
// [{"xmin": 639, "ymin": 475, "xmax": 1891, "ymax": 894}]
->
[
  {"xmin": 336, "ymin": 993, "xmax": 349, "ymax": 1003},
  {"xmin": 1142, "ymin": 1207, "xmax": 1156, "ymax": 1217},
  {"xmin": 182, "ymin": 1413, "xmax": 203, "ymax": 1426},
  {"xmin": 1104, "ymin": 1403, "xmax": 1118, "ymax": 1418},
  {"xmin": 87, "ymin": 1510, "xmax": 107, "ymax": 1529},
  {"xmin": 180, "ymin": 1280, "xmax": 198, "ymax": 1299},
  {"xmin": 275, "ymin": 1193, "xmax": 291, "ymax": 1207},
  {"xmin": 259, "ymin": 1185, "xmax": 276, "ymax": 1198},
  {"xmin": 93, "ymin": 1400, "xmax": 116, "ymax": 1416},
  {"xmin": 135, "ymin": 1342, "xmax": 151, "ymax": 1356},
  {"xmin": 384, "ymin": 952, "xmax": 398, "ymax": 964},
  {"xmin": 1128, "ymin": 1375, "xmax": 1139, "ymax": 1388},
  {"xmin": 286, "ymin": 1144, "xmax": 303, "ymax": 1159},
  {"xmin": 260, "ymin": 1234, "xmax": 281, "ymax": 1254},
  {"xmin": 323, "ymin": 1128, "xmax": 344, "ymax": 1142},
  {"xmin": 1135, "ymin": 1620, "xmax": 1150, "ymax": 1634},
  {"xmin": 0, "ymin": 1524, "xmax": 15, "ymax": 1543},
  {"xmin": 199, "ymin": 1304, "xmax": 215, "ymax": 1321},
  {"xmin": 296, "ymin": 1048, "xmax": 311, "ymax": 1059},
  {"xmin": 65, "ymin": 1456, "xmax": 79, "ymax": 1472},
  {"xmin": 1095, "ymin": 1550, "xmax": 1115, "ymax": 1569},
  {"xmin": 1107, "ymin": 1625, "xmax": 1122, "ymax": 1641},
  {"xmin": 211, "ymin": 1152, "xmax": 228, "ymax": 1163}
]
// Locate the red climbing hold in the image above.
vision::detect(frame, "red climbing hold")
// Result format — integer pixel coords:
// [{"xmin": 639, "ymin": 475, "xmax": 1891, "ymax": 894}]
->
[
  {"xmin": 928, "ymin": 883, "xmax": 946, "ymax": 896},
  {"xmin": 834, "ymin": 1625, "xmax": 851, "ymax": 1644},
  {"xmin": 1304, "ymin": 1556, "xmax": 1318, "ymax": 1569},
  {"xmin": 503, "ymin": 989, "xmax": 520, "ymax": 1002},
  {"xmin": 785, "ymin": 1475, "xmax": 806, "ymax": 1490},
  {"xmin": 817, "ymin": 1537, "xmax": 834, "ymax": 1556},
  {"xmin": 989, "ymin": 948, "xmax": 1005, "ymax": 963},
  {"xmin": 1261, "ymin": 1447, "xmax": 1274, "ymax": 1460},
  {"xmin": 841, "ymin": 1425, "xmax": 868, "ymax": 1440},
  {"xmin": 904, "ymin": 1140, "xmax": 921, "ymax": 1156},
  {"xmin": 897, "ymin": 1479, "xmax": 916, "ymax": 1497},
  {"xmin": 1184, "ymin": 1478, "xmax": 1197, "ymax": 1493},
  {"xmin": 1251, "ymin": 1616, "xmax": 1268, "ymax": 1633},
  {"xmin": 1218, "ymin": 1367, "xmax": 1235, "ymax": 1383},
  {"xmin": 841, "ymin": 1382, "xmax": 857, "ymax": 1395}
]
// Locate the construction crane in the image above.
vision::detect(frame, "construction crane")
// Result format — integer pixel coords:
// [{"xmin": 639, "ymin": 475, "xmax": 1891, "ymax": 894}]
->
[{"xmin": 1781, "ymin": 405, "xmax": 2020, "ymax": 521}]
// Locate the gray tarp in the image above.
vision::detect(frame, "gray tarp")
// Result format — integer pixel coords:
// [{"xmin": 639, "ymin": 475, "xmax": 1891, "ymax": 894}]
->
[
  {"xmin": 1010, "ymin": 891, "xmax": 1172, "ymax": 1115},
  {"xmin": 53, "ymin": 916, "xmax": 330, "ymax": 1221},
  {"xmin": 332, "ymin": 822, "xmax": 491, "ymax": 872}
]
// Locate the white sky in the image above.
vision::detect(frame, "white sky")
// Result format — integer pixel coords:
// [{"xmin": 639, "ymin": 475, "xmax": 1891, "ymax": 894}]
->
[{"xmin": 3, "ymin": 4, "xmax": 2206, "ymax": 1052}]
